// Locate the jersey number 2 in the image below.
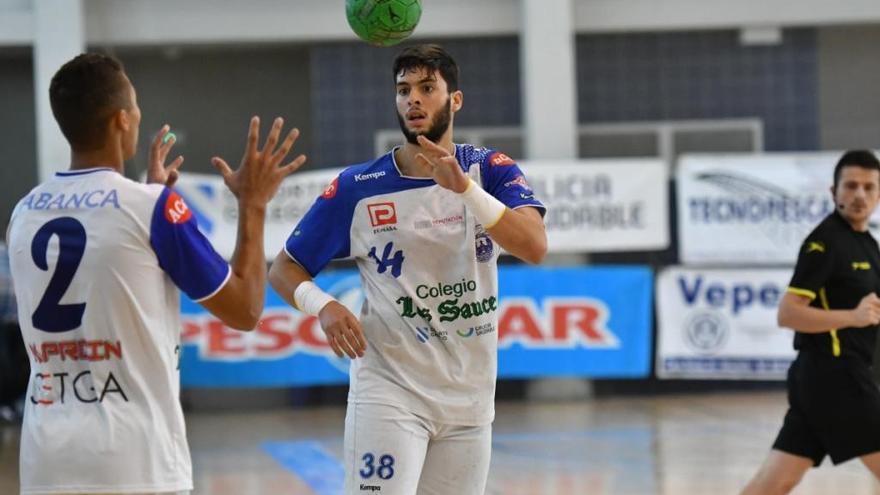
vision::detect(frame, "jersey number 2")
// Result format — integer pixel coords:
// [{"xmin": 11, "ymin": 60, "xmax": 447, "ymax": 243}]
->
[{"xmin": 31, "ymin": 217, "xmax": 87, "ymax": 333}]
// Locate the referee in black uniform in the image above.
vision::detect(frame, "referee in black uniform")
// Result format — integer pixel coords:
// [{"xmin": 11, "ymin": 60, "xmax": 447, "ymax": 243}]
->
[{"xmin": 742, "ymin": 150, "xmax": 880, "ymax": 494}]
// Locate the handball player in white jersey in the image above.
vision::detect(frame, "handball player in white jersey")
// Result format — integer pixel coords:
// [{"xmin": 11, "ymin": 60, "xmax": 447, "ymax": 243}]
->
[
  {"xmin": 269, "ymin": 44, "xmax": 547, "ymax": 494},
  {"xmin": 8, "ymin": 53, "xmax": 306, "ymax": 495}
]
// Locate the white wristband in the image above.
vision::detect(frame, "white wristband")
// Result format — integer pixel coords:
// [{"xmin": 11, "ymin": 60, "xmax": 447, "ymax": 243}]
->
[
  {"xmin": 293, "ymin": 281, "xmax": 337, "ymax": 316},
  {"xmin": 459, "ymin": 179, "xmax": 507, "ymax": 228}
]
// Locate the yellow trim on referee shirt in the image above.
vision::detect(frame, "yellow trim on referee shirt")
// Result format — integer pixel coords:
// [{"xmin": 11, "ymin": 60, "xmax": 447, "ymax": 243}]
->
[
  {"xmin": 786, "ymin": 286, "xmax": 816, "ymax": 301},
  {"xmin": 819, "ymin": 287, "xmax": 841, "ymax": 357}
]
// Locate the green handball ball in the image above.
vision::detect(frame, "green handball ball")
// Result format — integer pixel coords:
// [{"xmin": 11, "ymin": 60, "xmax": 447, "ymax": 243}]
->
[{"xmin": 346, "ymin": 0, "xmax": 422, "ymax": 47}]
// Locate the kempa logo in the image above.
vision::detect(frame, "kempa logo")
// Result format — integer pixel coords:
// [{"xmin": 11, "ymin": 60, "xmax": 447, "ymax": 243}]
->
[{"xmin": 355, "ymin": 171, "xmax": 386, "ymax": 182}]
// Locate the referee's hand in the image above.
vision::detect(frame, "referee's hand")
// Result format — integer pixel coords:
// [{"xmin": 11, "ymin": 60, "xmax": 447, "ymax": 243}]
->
[{"xmin": 853, "ymin": 293, "xmax": 880, "ymax": 327}]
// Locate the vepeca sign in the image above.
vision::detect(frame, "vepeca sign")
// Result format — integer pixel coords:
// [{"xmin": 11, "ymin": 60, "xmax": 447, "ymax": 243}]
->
[{"xmin": 656, "ymin": 266, "xmax": 797, "ymax": 380}]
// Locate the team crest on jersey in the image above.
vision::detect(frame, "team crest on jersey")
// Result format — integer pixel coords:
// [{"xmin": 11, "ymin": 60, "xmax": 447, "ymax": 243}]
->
[
  {"xmin": 475, "ymin": 224, "xmax": 494, "ymax": 263},
  {"xmin": 164, "ymin": 191, "xmax": 192, "ymax": 224},
  {"xmin": 322, "ymin": 177, "xmax": 339, "ymax": 199},
  {"xmin": 489, "ymin": 152, "xmax": 515, "ymax": 167}
]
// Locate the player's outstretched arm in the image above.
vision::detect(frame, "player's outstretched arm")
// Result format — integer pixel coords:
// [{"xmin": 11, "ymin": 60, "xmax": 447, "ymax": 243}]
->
[
  {"xmin": 269, "ymin": 252, "xmax": 366, "ymax": 359},
  {"xmin": 777, "ymin": 291, "xmax": 880, "ymax": 333},
  {"xmin": 414, "ymin": 135, "xmax": 547, "ymax": 264},
  {"xmin": 482, "ymin": 206, "xmax": 547, "ymax": 264},
  {"xmin": 200, "ymin": 116, "xmax": 307, "ymax": 330}
]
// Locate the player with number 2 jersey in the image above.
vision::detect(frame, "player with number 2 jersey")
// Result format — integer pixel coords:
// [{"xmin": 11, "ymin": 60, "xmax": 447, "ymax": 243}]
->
[{"xmin": 9, "ymin": 53, "xmax": 306, "ymax": 495}]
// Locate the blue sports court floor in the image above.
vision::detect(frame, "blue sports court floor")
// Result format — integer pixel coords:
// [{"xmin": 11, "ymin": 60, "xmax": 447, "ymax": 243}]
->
[{"xmin": 2, "ymin": 391, "xmax": 879, "ymax": 494}]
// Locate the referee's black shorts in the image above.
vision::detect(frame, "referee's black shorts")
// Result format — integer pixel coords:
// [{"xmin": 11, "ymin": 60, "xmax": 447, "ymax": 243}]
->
[{"xmin": 773, "ymin": 351, "xmax": 880, "ymax": 466}]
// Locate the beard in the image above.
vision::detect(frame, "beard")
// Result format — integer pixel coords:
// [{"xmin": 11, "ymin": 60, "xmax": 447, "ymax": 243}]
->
[{"xmin": 396, "ymin": 97, "xmax": 452, "ymax": 145}]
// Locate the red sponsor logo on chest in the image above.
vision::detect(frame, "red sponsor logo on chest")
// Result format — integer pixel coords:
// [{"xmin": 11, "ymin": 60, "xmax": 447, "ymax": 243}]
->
[{"xmin": 368, "ymin": 202, "xmax": 397, "ymax": 227}]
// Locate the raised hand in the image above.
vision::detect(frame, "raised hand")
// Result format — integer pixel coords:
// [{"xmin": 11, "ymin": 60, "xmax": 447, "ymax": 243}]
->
[
  {"xmin": 147, "ymin": 125, "xmax": 184, "ymax": 188},
  {"xmin": 211, "ymin": 116, "xmax": 307, "ymax": 206},
  {"xmin": 415, "ymin": 135, "xmax": 470, "ymax": 193},
  {"xmin": 318, "ymin": 301, "xmax": 367, "ymax": 359}
]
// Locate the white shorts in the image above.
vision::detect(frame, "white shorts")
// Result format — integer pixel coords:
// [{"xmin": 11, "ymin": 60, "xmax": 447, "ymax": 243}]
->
[
  {"xmin": 344, "ymin": 402, "xmax": 492, "ymax": 495},
  {"xmin": 53, "ymin": 492, "xmax": 190, "ymax": 495}
]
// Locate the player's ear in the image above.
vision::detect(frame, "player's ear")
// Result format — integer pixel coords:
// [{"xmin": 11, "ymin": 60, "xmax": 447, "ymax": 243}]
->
[
  {"xmin": 451, "ymin": 90, "xmax": 463, "ymax": 113},
  {"xmin": 108, "ymin": 108, "xmax": 130, "ymax": 136}
]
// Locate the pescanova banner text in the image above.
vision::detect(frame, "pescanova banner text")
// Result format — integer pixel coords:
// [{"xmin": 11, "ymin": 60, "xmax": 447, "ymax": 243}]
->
[
  {"xmin": 677, "ymin": 152, "xmax": 880, "ymax": 264},
  {"xmin": 179, "ymin": 266, "xmax": 653, "ymax": 387},
  {"xmin": 656, "ymin": 266, "xmax": 796, "ymax": 380}
]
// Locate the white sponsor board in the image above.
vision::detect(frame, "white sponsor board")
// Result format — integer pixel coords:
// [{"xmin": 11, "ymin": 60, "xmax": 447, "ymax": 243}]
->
[
  {"xmin": 677, "ymin": 152, "xmax": 880, "ymax": 264},
  {"xmin": 172, "ymin": 168, "xmax": 340, "ymax": 260},
  {"xmin": 656, "ymin": 266, "xmax": 797, "ymax": 379},
  {"xmin": 169, "ymin": 158, "xmax": 670, "ymax": 260},
  {"xmin": 522, "ymin": 159, "xmax": 669, "ymax": 253}
]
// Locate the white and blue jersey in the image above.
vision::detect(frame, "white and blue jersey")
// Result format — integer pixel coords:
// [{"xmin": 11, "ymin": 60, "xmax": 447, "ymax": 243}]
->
[
  {"xmin": 7, "ymin": 167, "xmax": 230, "ymax": 494},
  {"xmin": 285, "ymin": 145, "xmax": 544, "ymax": 425}
]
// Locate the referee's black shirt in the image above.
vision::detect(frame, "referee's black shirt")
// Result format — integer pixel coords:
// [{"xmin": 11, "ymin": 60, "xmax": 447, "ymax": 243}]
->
[{"xmin": 787, "ymin": 210, "xmax": 880, "ymax": 364}]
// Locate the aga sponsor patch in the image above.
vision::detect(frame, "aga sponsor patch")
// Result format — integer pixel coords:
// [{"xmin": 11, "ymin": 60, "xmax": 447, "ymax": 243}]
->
[
  {"xmin": 489, "ymin": 151, "xmax": 515, "ymax": 167},
  {"xmin": 164, "ymin": 190, "xmax": 193, "ymax": 224},
  {"xmin": 322, "ymin": 176, "xmax": 339, "ymax": 199}
]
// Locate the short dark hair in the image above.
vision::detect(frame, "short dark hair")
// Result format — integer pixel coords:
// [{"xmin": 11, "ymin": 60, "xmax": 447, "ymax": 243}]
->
[
  {"xmin": 392, "ymin": 44, "xmax": 459, "ymax": 92},
  {"xmin": 833, "ymin": 150, "xmax": 880, "ymax": 189},
  {"xmin": 49, "ymin": 53, "xmax": 132, "ymax": 151}
]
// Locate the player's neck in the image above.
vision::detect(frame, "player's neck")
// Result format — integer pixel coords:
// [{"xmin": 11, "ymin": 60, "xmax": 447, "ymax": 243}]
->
[
  {"xmin": 395, "ymin": 137, "xmax": 455, "ymax": 178},
  {"xmin": 69, "ymin": 146, "xmax": 125, "ymax": 173},
  {"xmin": 846, "ymin": 217, "xmax": 870, "ymax": 232}
]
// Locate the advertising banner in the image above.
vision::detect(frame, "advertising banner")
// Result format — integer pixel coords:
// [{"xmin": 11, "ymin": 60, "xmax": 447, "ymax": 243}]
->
[
  {"xmin": 676, "ymin": 152, "xmax": 880, "ymax": 264},
  {"xmin": 179, "ymin": 266, "xmax": 654, "ymax": 387},
  {"xmin": 523, "ymin": 160, "xmax": 669, "ymax": 253},
  {"xmin": 170, "ymin": 158, "xmax": 669, "ymax": 261},
  {"xmin": 656, "ymin": 266, "xmax": 796, "ymax": 379},
  {"xmin": 171, "ymin": 169, "xmax": 340, "ymax": 261}
]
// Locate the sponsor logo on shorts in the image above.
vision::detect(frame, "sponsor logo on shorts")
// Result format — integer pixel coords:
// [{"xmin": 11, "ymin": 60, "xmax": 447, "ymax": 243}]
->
[
  {"xmin": 355, "ymin": 171, "xmax": 386, "ymax": 182},
  {"xmin": 359, "ymin": 484, "xmax": 381, "ymax": 492}
]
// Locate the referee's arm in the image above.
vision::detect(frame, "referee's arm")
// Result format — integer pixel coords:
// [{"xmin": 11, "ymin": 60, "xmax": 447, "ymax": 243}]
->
[{"xmin": 778, "ymin": 291, "xmax": 880, "ymax": 333}]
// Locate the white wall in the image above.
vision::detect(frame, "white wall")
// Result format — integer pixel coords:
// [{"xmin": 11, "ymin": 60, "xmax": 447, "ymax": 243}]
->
[{"xmin": 4, "ymin": 0, "xmax": 880, "ymax": 47}]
